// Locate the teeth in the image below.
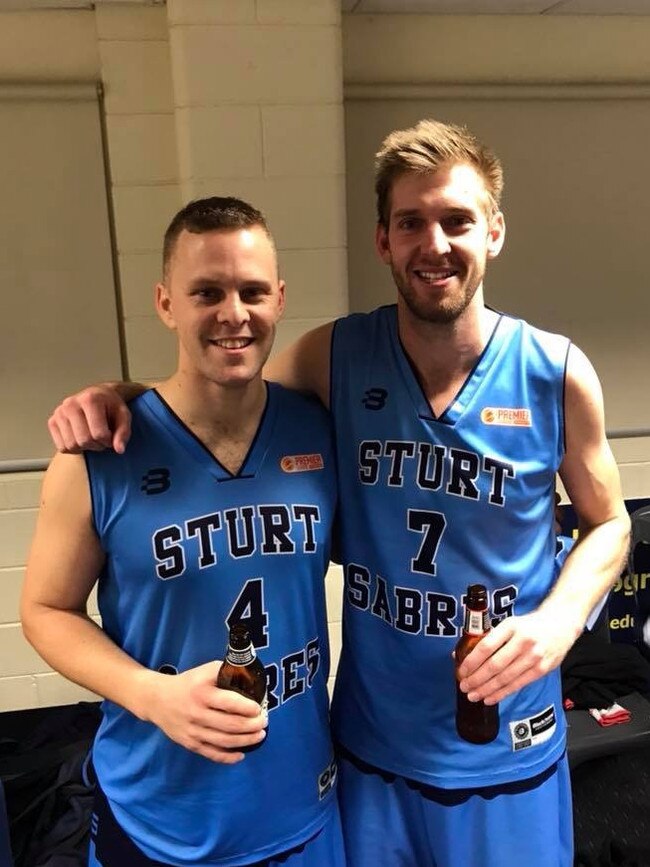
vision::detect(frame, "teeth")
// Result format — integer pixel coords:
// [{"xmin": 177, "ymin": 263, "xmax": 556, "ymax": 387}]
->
[
  {"xmin": 416, "ymin": 270, "xmax": 454, "ymax": 280},
  {"xmin": 212, "ymin": 338, "xmax": 252, "ymax": 349}
]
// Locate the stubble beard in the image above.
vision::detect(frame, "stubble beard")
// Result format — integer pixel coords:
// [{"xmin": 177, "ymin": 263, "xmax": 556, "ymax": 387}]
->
[{"xmin": 392, "ymin": 264, "xmax": 484, "ymax": 326}]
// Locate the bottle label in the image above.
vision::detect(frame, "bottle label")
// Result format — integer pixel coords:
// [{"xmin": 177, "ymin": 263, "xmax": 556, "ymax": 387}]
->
[
  {"xmin": 465, "ymin": 610, "xmax": 488, "ymax": 635},
  {"xmin": 226, "ymin": 645, "xmax": 255, "ymax": 666}
]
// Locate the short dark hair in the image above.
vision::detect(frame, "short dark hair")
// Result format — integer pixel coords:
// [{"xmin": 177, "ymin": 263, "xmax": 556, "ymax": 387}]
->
[{"xmin": 162, "ymin": 196, "xmax": 274, "ymax": 280}]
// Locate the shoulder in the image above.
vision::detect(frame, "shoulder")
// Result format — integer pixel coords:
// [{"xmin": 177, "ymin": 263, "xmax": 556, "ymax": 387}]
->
[
  {"xmin": 498, "ymin": 314, "xmax": 571, "ymax": 379},
  {"xmin": 333, "ymin": 305, "xmax": 393, "ymax": 337},
  {"xmin": 270, "ymin": 382, "xmax": 331, "ymax": 425},
  {"xmin": 332, "ymin": 306, "xmax": 395, "ymax": 365},
  {"xmin": 503, "ymin": 313, "xmax": 570, "ymax": 351}
]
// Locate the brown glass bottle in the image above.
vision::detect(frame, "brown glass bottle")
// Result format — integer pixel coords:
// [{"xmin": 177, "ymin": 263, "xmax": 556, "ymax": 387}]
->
[
  {"xmin": 455, "ymin": 584, "xmax": 499, "ymax": 744},
  {"xmin": 217, "ymin": 624, "xmax": 268, "ymax": 712}
]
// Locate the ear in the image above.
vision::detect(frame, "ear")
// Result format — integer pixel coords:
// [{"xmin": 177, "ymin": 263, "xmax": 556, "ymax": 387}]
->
[
  {"xmin": 487, "ymin": 211, "xmax": 506, "ymax": 260},
  {"xmin": 155, "ymin": 282, "xmax": 176, "ymax": 331},
  {"xmin": 375, "ymin": 222, "xmax": 392, "ymax": 265},
  {"xmin": 276, "ymin": 279, "xmax": 286, "ymax": 320}
]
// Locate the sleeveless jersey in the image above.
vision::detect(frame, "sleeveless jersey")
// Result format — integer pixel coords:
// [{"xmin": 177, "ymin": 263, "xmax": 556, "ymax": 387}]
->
[
  {"xmin": 85, "ymin": 385, "xmax": 338, "ymax": 866},
  {"xmin": 329, "ymin": 305, "xmax": 570, "ymax": 789}
]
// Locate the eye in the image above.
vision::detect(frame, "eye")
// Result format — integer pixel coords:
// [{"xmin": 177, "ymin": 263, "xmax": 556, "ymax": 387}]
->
[
  {"xmin": 241, "ymin": 285, "xmax": 269, "ymax": 303},
  {"xmin": 444, "ymin": 214, "xmax": 474, "ymax": 232},
  {"xmin": 194, "ymin": 287, "xmax": 219, "ymax": 301},
  {"xmin": 396, "ymin": 216, "xmax": 421, "ymax": 232}
]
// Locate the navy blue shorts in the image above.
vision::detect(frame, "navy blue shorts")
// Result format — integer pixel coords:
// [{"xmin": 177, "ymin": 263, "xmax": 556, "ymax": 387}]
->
[{"xmin": 88, "ymin": 781, "xmax": 345, "ymax": 867}]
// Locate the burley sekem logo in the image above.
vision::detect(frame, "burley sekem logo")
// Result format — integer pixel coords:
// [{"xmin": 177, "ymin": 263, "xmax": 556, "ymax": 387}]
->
[
  {"xmin": 481, "ymin": 407, "xmax": 532, "ymax": 427},
  {"xmin": 280, "ymin": 453, "xmax": 324, "ymax": 473}
]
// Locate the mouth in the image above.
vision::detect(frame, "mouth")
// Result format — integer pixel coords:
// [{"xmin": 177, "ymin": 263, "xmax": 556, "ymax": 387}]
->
[
  {"xmin": 208, "ymin": 337, "xmax": 254, "ymax": 350},
  {"xmin": 412, "ymin": 267, "xmax": 458, "ymax": 284}
]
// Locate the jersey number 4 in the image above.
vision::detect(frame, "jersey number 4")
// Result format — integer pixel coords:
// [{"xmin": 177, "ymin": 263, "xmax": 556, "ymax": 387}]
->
[{"xmin": 226, "ymin": 578, "xmax": 269, "ymax": 648}]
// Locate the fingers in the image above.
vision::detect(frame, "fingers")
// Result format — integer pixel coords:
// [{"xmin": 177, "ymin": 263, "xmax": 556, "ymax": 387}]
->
[
  {"xmin": 148, "ymin": 663, "xmax": 268, "ymax": 764},
  {"xmin": 474, "ymin": 665, "xmax": 540, "ymax": 706},
  {"xmin": 172, "ymin": 704, "xmax": 268, "ymax": 764},
  {"xmin": 111, "ymin": 403, "xmax": 132, "ymax": 455},
  {"xmin": 188, "ymin": 727, "xmax": 267, "ymax": 765},
  {"xmin": 456, "ymin": 619, "xmax": 514, "ymax": 680},
  {"xmin": 457, "ymin": 613, "xmax": 574, "ymax": 705},
  {"xmin": 48, "ymin": 412, "xmax": 80, "ymax": 454},
  {"xmin": 462, "ymin": 648, "xmax": 539, "ymax": 705},
  {"xmin": 48, "ymin": 388, "xmax": 132, "ymax": 453}
]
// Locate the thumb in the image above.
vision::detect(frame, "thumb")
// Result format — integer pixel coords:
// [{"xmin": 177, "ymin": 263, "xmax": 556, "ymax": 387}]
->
[{"xmin": 112, "ymin": 404, "xmax": 132, "ymax": 454}]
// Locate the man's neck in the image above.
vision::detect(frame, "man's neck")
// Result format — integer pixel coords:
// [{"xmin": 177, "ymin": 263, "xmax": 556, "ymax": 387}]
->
[
  {"xmin": 156, "ymin": 373, "xmax": 268, "ymax": 472},
  {"xmin": 397, "ymin": 302, "xmax": 499, "ymax": 416}
]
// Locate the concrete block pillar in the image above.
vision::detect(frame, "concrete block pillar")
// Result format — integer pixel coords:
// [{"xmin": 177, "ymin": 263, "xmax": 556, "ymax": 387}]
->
[{"xmin": 167, "ymin": 0, "xmax": 349, "ymax": 348}]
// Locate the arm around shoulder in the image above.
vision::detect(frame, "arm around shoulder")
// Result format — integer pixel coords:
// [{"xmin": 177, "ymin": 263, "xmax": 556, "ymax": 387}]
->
[{"xmin": 264, "ymin": 322, "xmax": 334, "ymax": 409}]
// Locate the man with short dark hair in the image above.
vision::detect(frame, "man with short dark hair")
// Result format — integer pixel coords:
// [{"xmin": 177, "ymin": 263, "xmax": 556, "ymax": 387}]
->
[{"xmin": 22, "ymin": 197, "xmax": 345, "ymax": 867}]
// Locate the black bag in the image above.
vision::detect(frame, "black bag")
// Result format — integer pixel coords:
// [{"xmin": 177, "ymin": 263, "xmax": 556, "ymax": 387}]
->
[{"xmin": 0, "ymin": 702, "xmax": 101, "ymax": 867}]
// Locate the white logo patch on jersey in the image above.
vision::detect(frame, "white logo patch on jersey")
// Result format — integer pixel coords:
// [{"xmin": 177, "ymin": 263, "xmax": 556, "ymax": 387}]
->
[
  {"xmin": 317, "ymin": 757, "xmax": 337, "ymax": 800},
  {"xmin": 481, "ymin": 407, "xmax": 532, "ymax": 427},
  {"xmin": 509, "ymin": 704, "xmax": 557, "ymax": 751}
]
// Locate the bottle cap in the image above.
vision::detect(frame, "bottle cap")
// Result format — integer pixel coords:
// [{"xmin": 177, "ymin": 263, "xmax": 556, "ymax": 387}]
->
[{"xmin": 229, "ymin": 624, "xmax": 252, "ymax": 651}]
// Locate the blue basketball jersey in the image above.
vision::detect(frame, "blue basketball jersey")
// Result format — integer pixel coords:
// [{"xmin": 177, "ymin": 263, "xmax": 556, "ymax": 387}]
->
[
  {"xmin": 85, "ymin": 384, "xmax": 338, "ymax": 866},
  {"xmin": 330, "ymin": 305, "xmax": 570, "ymax": 788}
]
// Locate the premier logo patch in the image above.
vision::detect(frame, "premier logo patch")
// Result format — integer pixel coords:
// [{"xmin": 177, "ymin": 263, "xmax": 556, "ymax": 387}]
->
[
  {"xmin": 280, "ymin": 453, "xmax": 324, "ymax": 473},
  {"xmin": 481, "ymin": 407, "xmax": 532, "ymax": 427}
]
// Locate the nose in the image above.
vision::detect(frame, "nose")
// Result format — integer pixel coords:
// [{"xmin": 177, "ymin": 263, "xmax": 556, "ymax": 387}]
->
[
  {"xmin": 422, "ymin": 222, "xmax": 451, "ymax": 256},
  {"xmin": 217, "ymin": 291, "xmax": 249, "ymax": 327}
]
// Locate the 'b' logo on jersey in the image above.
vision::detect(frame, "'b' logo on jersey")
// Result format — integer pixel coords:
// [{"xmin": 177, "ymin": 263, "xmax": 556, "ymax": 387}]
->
[
  {"xmin": 141, "ymin": 467, "xmax": 171, "ymax": 495},
  {"xmin": 362, "ymin": 388, "xmax": 388, "ymax": 411}
]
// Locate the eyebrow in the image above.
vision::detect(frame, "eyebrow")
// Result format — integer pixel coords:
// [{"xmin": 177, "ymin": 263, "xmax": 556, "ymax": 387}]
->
[
  {"xmin": 392, "ymin": 208, "xmax": 421, "ymax": 219},
  {"xmin": 187, "ymin": 277, "xmax": 273, "ymax": 290},
  {"xmin": 392, "ymin": 205, "xmax": 477, "ymax": 220}
]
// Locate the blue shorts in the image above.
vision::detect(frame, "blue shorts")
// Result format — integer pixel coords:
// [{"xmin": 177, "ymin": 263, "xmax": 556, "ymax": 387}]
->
[
  {"xmin": 88, "ymin": 782, "xmax": 346, "ymax": 867},
  {"xmin": 337, "ymin": 748, "xmax": 573, "ymax": 867}
]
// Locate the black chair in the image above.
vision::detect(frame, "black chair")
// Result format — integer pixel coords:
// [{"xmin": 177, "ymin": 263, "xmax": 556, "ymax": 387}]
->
[{"xmin": 566, "ymin": 506, "xmax": 650, "ymax": 768}]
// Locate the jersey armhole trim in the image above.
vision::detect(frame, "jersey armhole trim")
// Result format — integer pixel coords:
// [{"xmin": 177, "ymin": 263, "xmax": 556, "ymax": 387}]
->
[
  {"xmin": 561, "ymin": 341, "xmax": 571, "ymax": 458},
  {"xmin": 329, "ymin": 318, "xmax": 342, "ymax": 417},
  {"xmin": 82, "ymin": 452, "xmax": 100, "ymax": 536}
]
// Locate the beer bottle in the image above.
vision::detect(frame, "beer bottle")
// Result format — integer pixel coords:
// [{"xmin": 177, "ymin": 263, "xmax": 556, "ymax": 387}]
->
[
  {"xmin": 217, "ymin": 624, "xmax": 268, "ymax": 713},
  {"xmin": 455, "ymin": 584, "xmax": 499, "ymax": 744}
]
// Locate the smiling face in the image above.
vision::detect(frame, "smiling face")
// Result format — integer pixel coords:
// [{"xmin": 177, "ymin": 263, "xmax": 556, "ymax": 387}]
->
[
  {"xmin": 156, "ymin": 226, "xmax": 285, "ymax": 389},
  {"xmin": 376, "ymin": 163, "xmax": 505, "ymax": 326}
]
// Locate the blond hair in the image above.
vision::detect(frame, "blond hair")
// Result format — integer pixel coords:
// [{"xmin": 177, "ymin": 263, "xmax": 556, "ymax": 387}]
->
[{"xmin": 375, "ymin": 119, "xmax": 504, "ymax": 227}]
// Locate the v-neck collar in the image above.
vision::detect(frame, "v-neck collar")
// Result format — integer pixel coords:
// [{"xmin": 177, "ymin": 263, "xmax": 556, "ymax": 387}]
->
[
  {"xmin": 140, "ymin": 384, "xmax": 279, "ymax": 482},
  {"xmin": 386, "ymin": 305, "xmax": 507, "ymax": 425}
]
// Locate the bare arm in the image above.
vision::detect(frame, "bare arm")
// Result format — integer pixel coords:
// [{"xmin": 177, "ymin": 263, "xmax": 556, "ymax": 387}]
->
[
  {"xmin": 21, "ymin": 454, "xmax": 266, "ymax": 762},
  {"xmin": 458, "ymin": 345, "xmax": 630, "ymax": 704},
  {"xmin": 540, "ymin": 346, "xmax": 629, "ymax": 627},
  {"xmin": 265, "ymin": 322, "xmax": 334, "ymax": 408}
]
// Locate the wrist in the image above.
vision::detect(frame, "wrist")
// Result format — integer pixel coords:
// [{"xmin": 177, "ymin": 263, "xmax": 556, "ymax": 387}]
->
[
  {"xmin": 129, "ymin": 668, "xmax": 162, "ymax": 722},
  {"xmin": 538, "ymin": 602, "xmax": 584, "ymax": 641}
]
